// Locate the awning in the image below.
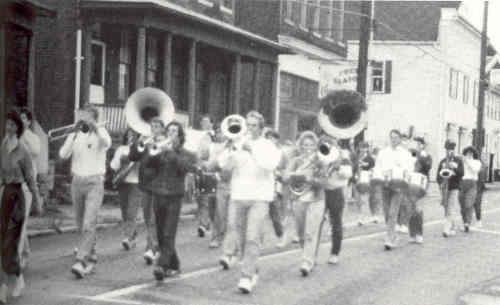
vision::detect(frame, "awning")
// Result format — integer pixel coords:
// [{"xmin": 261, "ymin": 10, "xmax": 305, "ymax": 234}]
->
[
  {"xmin": 81, "ymin": 0, "xmax": 292, "ymax": 54},
  {"xmin": 10, "ymin": 0, "xmax": 57, "ymax": 17}
]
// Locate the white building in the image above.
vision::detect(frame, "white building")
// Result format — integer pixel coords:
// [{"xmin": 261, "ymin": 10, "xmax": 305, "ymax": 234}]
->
[{"xmin": 345, "ymin": 1, "xmax": 500, "ymax": 180}]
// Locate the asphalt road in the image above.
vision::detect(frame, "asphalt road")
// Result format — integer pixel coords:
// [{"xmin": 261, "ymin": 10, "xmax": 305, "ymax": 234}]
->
[{"xmin": 8, "ymin": 185, "xmax": 500, "ymax": 305}]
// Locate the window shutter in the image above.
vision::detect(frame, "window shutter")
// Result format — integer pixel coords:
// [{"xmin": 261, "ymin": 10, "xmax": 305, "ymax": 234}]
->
[{"xmin": 384, "ymin": 60, "xmax": 392, "ymax": 94}]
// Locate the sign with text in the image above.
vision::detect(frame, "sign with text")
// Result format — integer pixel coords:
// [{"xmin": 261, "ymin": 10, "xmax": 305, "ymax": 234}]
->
[{"xmin": 319, "ymin": 62, "xmax": 358, "ymax": 98}]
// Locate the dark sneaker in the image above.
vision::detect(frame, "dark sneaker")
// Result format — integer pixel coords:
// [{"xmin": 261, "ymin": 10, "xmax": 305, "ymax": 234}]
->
[
  {"xmin": 153, "ymin": 267, "xmax": 165, "ymax": 281},
  {"xmin": 198, "ymin": 226, "xmax": 207, "ymax": 238}
]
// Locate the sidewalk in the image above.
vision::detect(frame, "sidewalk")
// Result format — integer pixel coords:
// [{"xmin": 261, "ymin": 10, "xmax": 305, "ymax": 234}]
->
[{"xmin": 27, "ymin": 181, "xmax": 500, "ymax": 238}]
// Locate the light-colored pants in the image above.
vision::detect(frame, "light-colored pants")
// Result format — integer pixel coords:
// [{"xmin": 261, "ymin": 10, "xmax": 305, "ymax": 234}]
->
[
  {"xmin": 71, "ymin": 175, "xmax": 104, "ymax": 263},
  {"xmin": 293, "ymin": 199, "xmax": 325, "ymax": 267},
  {"xmin": 19, "ymin": 184, "xmax": 32, "ymax": 265},
  {"xmin": 223, "ymin": 200, "xmax": 268, "ymax": 278},
  {"xmin": 118, "ymin": 183, "xmax": 141, "ymax": 242},
  {"xmin": 212, "ymin": 184, "xmax": 230, "ymax": 243},
  {"xmin": 382, "ymin": 187, "xmax": 404, "ymax": 244},
  {"xmin": 441, "ymin": 189, "xmax": 459, "ymax": 233},
  {"xmin": 141, "ymin": 190, "xmax": 157, "ymax": 252}
]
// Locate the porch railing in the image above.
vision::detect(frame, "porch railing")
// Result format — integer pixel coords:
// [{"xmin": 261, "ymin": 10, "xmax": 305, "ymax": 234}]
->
[{"xmin": 92, "ymin": 103, "xmax": 127, "ymax": 134}]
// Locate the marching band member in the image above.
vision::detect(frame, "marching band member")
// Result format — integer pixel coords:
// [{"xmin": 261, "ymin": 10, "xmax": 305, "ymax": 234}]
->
[
  {"xmin": 110, "ymin": 128, "xmax": 141, "ymax": 250},
  {"xmin": 459, "ymin": 146, "xmax": 482, "ymax": 233},
  {"xmin": 199, "ymin": 123, "xmax": 231, "ymax": 249},
  {"xmin": 129, "ymin": 117, "xmax": 165, "ymax": 265},
  {"xmin": 396, "ymin": 134, "xmax": 412, "ymax": 234},
  {"xmin": 436, "ymin": 140, "xmax": 464, "ymax": 238},
  {"xmin": 59, "ymin": 106, "xmax": 111, "ymax": 278},
  {"xmin": 374, "ymin": 130, "xmax": 413, "ymax": 250},
  {"xmin": 312, "ymin": 135, "xmax": 353, "ymax": 264},
  {"xmin": 196, "ymin": 115, "xmax": 216, "ymax": 238},
  {"xmin": 218, "ymin": 111, "xmax": 281, "ymax": 294},
  {"xmin": 18, "ymin": 108, "xmax": 42, "ymax": 269},
  {"xmin": 407, "ymin": 137, "xmax": 432, "ymax": 244},
  {"xmin": 282, "ymin": 131, "xmax": 324, "ymax": 276},
  {"xmin": 0, "ymin": 112, "xmax": 39, "ymax": 302},
  {"xmin": 131, "ymin": 120, "xmax": 197, "ymax": 281},
  {"xmin": 354, "ymin": 141, "xmax": 376, "ymax": 225}
]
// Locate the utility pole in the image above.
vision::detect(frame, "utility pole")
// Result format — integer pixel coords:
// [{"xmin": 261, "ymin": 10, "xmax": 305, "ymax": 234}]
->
[
  {"xmin": 355, "ymin": 0, "xmax": 372, "ymax": 145},
  {"xmin": 476, "ymin": 0, "xmax": 489, "ymax": 157}
]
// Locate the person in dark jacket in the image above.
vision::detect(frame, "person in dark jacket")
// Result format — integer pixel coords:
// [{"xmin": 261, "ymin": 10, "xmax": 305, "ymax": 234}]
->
[
  {"xmin": 473, "ymin": 155, "xmax": 487, "ymax": 228},
  {"xmin": 436, "ymin": 140, "xmax": 464, "ymax": 238},
  {"xmin": 129, "ymin": 120, "xmax": 198, "ymax": 281},
  {"xmin": 407, "ymin": 137, "xmax": 432, "ymax": 244},
  {"xmin": 354, "ymin": 141, "xmax": 377, "ymax": 225}
]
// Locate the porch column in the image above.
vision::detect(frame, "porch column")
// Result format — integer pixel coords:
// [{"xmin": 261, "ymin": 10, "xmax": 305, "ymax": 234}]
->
[
  {"xmin": 27, "ymin": 33, "xmax": 35, "ymax": 113},
  {"xmin": 187, "ymin": 39, "xmax": 197, "ymax": 126},
  {"xmin": 252, "ymin": 60, "xmax": 261, "ymax": 111},
  {"xmin": 232, "ymin": 53, "xmax": 241, "ymax": 114},
  {"xmin": 135, "ymin": 26, "xmax": 146, "ymax": 89},
  {"xmin": 81, "ymin": 24, "xmax": 92, "ymax": 106},
  {"xmin": 0, "ymin": 23, "xmax": 5, "ymax": 136},
  {"xmin": 162, "ymin": 32, "xmax": 173, "ymax": 94},
  {"xmin": 271, "ymin": 63, "xmax": 279, "ymax": 129}
]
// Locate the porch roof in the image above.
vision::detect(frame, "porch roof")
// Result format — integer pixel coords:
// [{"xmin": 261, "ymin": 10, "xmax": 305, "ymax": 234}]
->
[
  {"xmin": 81, "ymin": 0, "xmax": 292, "ymax": 54},
  {"xmin": 10, "ymin": 0, "xmax": 57, "ymax": 17}
]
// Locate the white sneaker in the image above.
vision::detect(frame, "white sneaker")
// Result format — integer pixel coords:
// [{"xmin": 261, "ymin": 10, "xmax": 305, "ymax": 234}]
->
[
  {"xmin": 415, "ymin": 235, "xmax": 424, "ymax": 244},
  {"xmin": 11, "ymin": 274, "xmax": 25, "ymax": 298},
  {"xmin": 276, "ymin": 235, "xmax": 288, "ymax": 248},
  {"xmin": 396, "ymin": 225, "xmax": 408, "ymax": 234},
  {"xmin": 71, "ymin": 261, "xmax": 93, "ymax": 279},
  {"xmin": 475, "ymin": 221, "xmax": 483, "ymax": 228},
  {"xmin": 328, "ymin": 255, "xmax": 339, "ymax": 265},
  {"xmin": 238, "ymin": 274, "xmax": 258, "ymax": 294},
  {"xmin": 300, "ymin": 261, "xmax": 313, "ymax": 276},
  {"xmin": 143, "ymin": 250, "xmax": 155, "ymax": 265}
]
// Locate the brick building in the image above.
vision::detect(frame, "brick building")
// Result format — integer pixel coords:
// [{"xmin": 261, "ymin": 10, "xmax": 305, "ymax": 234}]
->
[
  {"xmin": 236, "ymin": 0, "xmax": 348, "ymax": 141},
  {"xmin": 33, "ymin": 0, "xmax": 290, "ymax": 136},
  {"xmin": 0, "ymin": 0, "xmax": 56, "ymax": 136}
]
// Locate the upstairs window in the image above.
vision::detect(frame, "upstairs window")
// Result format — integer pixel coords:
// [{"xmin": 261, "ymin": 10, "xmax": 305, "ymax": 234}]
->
[
  {"xmin": 330, "ymin": 0, "xmax": 344, "ymax": 42},
  {"xmin": 371, "ymin": 60, "xmax": 392, "ymax": 94},
  {"xmin": 319, "ymin": 1, "xmax": 332, "ymax": 38},
  {"xmin": 463, "ymin": 75, "xmax": 469, "ymax": 104},
  {"xmin": 221, "ymin": 0, "xmax": 234, "ymax": 13},
  {"xmin": 449, "ymin": 68, "xmax": 459, "ymax": 99}
]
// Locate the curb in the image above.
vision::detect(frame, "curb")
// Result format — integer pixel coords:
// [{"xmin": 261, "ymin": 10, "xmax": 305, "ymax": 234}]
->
[{"xmin": 27, "ymin": 212, "xmax": 196, "ymax": 238}]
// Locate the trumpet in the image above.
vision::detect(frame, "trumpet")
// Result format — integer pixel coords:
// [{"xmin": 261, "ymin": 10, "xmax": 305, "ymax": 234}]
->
[
  {"xmin": 137, "ymin": 136, "xmax": 173, "ymax": 156},
  {"xmin": 48, "ymin": 121, "xmax": 107, "ymax": 141}
]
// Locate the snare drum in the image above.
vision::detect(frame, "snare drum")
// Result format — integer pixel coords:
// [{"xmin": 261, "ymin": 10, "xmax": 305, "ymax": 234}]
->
[
  {"xmin": 407, "ymin": 172, "xmax": 428, "ymax": 199},
  {"xmin": 388, "ymin": 167, "xmax": 409, "ymax": 190},
  {"xmin": 370, "ymin": 170, "xmax": 387, "ymax": 188},
  {"xmin": 357, "ymin": 170, "xmax": 372, "ymax": 194}
]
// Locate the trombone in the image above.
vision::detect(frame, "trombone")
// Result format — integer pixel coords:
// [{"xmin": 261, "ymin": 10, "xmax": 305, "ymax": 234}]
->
[{"xmin": 48, "ymin": 121, "xmax": 107, "ymax": 141}]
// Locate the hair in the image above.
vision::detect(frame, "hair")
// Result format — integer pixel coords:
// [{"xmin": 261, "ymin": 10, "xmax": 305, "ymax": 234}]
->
[
  {"xmin": 166, "ymin": 121, "xmax": 186, "ymax": 148},
  {"xmin": 6, "ymin": 111, "xmax": 24, "ymax": 138},
  {"xmin": 121, "ymin": 128, "xmax": 137, "ymax": 145},
  {"xmin": 463, "ymin": 146, "xmax": 479, "ymax": 159},
  {"xmin": 414, "ymin": 136, "xmax": 426, "ymax": 145},
  {"xmin": 82, "ymin": 105, "xmax": 99, "ymax": 121},
  {"xmin": 150, "ymin": 117, "xmax": 166, "ymax": 128},
  {"xmin": 246, "ymin": 110, "xmax": 265, "ymax": 129},
  {"xmin": 297, "ymin": 131, "xmax": 319, "ymax": 149},
  {"xmin": 20, "ymin": 107, "xmax": 33, "ymax": 123},
  {"xmin": 389, "ymin": 129, "xmax": 402, "ymax": 138}
]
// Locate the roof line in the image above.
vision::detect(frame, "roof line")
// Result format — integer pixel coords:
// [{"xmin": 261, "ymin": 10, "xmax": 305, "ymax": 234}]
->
[{"xmin": 81, "ymin": 0, "xmax": 291, "ymax": 53}]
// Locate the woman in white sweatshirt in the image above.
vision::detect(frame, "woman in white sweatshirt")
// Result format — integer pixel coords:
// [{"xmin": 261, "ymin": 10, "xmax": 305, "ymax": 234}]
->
[{"xmin": 459, "ymin": 146, "xmax": 482, "ymax": 233}]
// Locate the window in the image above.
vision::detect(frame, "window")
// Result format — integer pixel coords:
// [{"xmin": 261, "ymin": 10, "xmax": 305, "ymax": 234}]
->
[
  {"xmin": 284, "ymin": 0, "xmax": 293, "ymax": 22},
  {"xmin": 198, "ymin": 0, "xmax": 213, "ymax": 7},
  {"xmin": 91, "ymin": 40, "xmax": 106, "ymax": 86},
  {"xmin": 463, "ymin": 75, "xmax": 469, "ymax": 104},
  {"xmin": 146, "ymin": 34, "xmax": 160, "ymax": 88},
  {"xmin": 280, "ymin": 72, "xmax": 319, "ymax": 110},
  {"xmin": 306, "ymin": 0, "xmax": 320, "ymax": 34},
  {"xmin": 300, "ymin": 0, "xmax": 307, "ymax": 28},
  {"xmin": 118, "ymin": 30, "xmax": 131, "ymax": 101},
  {"xmin": 291, "ymin": 0, "xmax": 302, "ymax": 24},
  {"xmin": 449, "ymin": 68, "xmax": 458, "ymax": 99},
  {"xmin": 319, "ymin": 1, "xmax": 332, "ymax": 38},
  {"xmin": 330, "ymin": 0, "xmax": 344, "ymax": 42},
  {"xmin": 371, "ymin": 60, "xmax": 392, "ymax": 94}
]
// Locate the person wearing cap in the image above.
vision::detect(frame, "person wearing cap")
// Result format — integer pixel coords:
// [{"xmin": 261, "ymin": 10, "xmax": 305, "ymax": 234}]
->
[
  {"xmin": 407, "ymin": 137, "xmax": 432, "ymax": 244},
  {"xmin": 436, "ymin": 140, "xmax": 464, "ymax": 238},
  {"xmin": 459, "ymin": 146, "xmax": 482, "ymax": 233}
]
